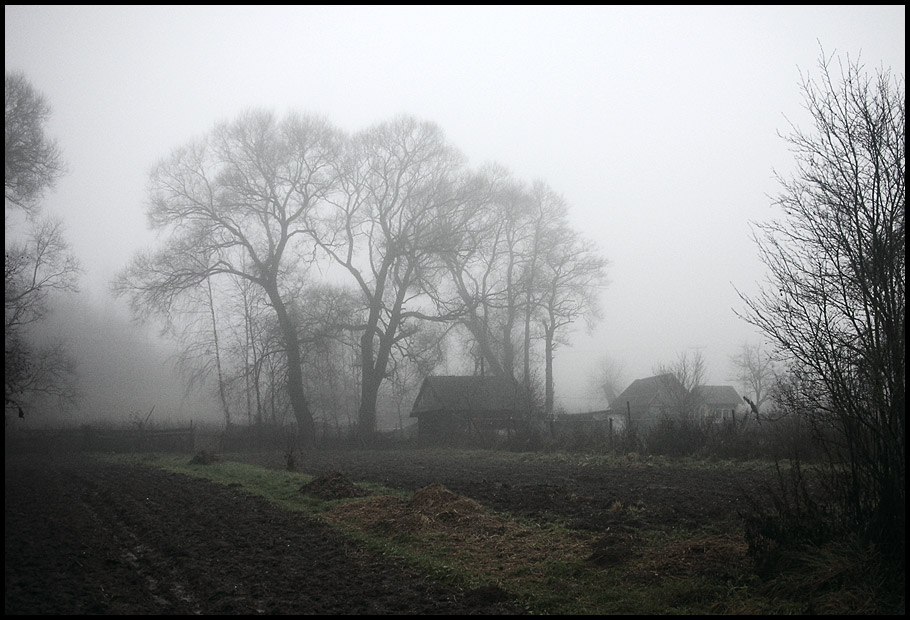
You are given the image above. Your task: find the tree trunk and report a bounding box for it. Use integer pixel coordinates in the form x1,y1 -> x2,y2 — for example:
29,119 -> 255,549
544,325 -> 555,417
502,323 -> 515,379
523,295 -> 532,392
357,271 -> 409,444
358,327 -> 378,443
205,278 -> 231,427
266,286 -> 315,447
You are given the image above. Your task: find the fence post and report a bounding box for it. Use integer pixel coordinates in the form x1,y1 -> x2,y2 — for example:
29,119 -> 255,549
609,417 -> 614,454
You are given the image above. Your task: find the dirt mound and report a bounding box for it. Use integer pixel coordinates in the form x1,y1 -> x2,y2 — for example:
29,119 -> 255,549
299,471 -> 372,500
324,483 -> 502,535
408,482 -> 485,525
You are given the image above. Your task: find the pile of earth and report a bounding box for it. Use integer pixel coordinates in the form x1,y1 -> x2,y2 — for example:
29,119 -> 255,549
325,482 -> 495,533
299,470 -> 372,499
408,482 -> 488,525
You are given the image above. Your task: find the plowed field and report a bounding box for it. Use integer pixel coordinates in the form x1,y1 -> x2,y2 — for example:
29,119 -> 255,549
5,449 -> 776,615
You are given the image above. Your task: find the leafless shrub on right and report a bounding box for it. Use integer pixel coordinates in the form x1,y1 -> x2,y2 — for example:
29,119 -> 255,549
737,49 -> 905,565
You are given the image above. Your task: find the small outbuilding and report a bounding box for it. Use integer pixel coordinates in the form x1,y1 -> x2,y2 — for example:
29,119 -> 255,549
410,375 -> 534,446
692,385 -> 745,423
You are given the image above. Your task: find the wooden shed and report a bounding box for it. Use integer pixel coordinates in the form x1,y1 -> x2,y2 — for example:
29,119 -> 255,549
410,375 -> 534,446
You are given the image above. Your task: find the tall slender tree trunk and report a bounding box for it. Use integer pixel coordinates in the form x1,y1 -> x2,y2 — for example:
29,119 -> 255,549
243,291 -> 254,425
205,278 -> 231,427
523,297 -> 532,392
357,266 -> 409,444
502,323 -> 515,379
544,324 -> 556,417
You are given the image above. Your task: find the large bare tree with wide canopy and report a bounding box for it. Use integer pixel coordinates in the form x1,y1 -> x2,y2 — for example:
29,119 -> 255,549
308,116 -> 477,441
114,109 -> 340,447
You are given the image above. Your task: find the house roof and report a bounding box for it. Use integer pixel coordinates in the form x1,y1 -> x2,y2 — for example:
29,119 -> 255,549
410,375 -> 531,417
613,374 -> 685,417
692,385 -> 743,408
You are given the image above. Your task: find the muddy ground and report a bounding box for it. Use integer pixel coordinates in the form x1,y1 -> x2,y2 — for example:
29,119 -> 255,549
5,448 -> 777,615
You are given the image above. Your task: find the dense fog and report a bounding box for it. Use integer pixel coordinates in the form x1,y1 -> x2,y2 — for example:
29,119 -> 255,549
5,6 -> 905,430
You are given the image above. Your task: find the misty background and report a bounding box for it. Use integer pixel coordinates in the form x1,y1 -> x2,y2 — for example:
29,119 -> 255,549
5,6 -> 905,428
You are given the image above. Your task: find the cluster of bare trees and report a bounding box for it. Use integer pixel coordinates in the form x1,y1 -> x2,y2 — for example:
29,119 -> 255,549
5,72 -> 80,414
113,111 -> 608,446
739,52 -> 904,553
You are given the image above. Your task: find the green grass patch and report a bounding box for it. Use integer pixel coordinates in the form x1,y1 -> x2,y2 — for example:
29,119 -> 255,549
99,452 -> 407,514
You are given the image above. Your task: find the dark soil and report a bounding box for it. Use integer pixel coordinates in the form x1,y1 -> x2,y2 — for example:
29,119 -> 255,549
4,452 -> 524,615
5,447 -> 778,615
249,449 -> 777,533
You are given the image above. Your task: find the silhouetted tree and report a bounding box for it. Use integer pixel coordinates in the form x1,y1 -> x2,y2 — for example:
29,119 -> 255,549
535,197 -> 608,415
729,341 -> 776,421
737,51 -> 905,551
5,71 -> 65,213
5,72 -> 79,411
587,354 -> 625,409
114,110 -> 340,447
653,350 -> 707,421
309,116 -> 471,442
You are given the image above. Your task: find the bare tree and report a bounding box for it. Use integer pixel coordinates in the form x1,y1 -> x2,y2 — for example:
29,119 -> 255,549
653,350 -> 707,421
737,51 -> 904,548
114,110 -> 340,447
588,354 -> 625,409
383,319 -> 447,435
5,72 -> 79,411
536,207 -> 608,416
5,71 -> 65,213
520,181 -> 564,390
169,273 -> 235,427
293,283 -> 363,436
5,218 -> 79,329
309,116 -> 470,442
729,341 -> 775,421
433,172 -> 552,383
432,173 -> 608,417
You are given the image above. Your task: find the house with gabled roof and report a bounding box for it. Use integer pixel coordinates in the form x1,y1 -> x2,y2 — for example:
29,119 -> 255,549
692,385 -> 745,423
612,373 -> 687,430
410,375 -> 534,446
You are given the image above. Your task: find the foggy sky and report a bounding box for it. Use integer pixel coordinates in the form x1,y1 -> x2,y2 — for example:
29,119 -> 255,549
5,6 -> 906,418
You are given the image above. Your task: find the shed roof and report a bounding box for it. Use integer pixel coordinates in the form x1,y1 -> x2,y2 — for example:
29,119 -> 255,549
410,375 -> 531,417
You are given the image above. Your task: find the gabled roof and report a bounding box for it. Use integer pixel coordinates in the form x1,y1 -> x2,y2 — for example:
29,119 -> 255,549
410,375 -> 531,417
613,374 -> 684,416
692,385 -> 743,408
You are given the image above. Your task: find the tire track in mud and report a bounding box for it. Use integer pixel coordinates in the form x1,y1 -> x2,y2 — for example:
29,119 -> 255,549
71,466 -> 204,614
